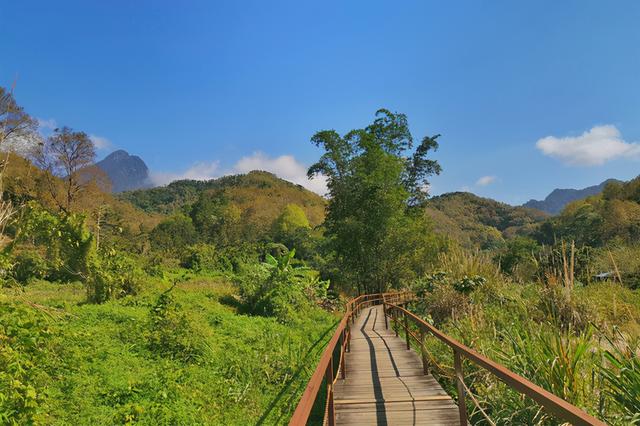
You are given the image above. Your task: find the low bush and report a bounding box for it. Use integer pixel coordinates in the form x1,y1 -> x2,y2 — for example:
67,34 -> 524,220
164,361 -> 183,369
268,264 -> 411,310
11,250 -> 48,284
86,250 -> 144,303
181,243 -> 233,273
237,249 -> 328,323
147,288 -> 204,363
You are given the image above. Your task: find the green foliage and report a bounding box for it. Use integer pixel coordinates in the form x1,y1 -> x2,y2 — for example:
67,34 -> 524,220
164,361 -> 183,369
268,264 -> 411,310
452,275 -> 486,294
539,177 -> 640,247
601,332 -> 640,423
273,203 -> 310,236
238,249 -> 328,323
412,271 -> 446,296
10,250 -> 47,284
86,250 -> 144,303
147,287 -> 204,363
0,279 -> 336,425
495,236 -> 540,280
189,191 -> 242,245
17,201 -> 94,282
180,243 -> 233,273
0,303 -> 50,425
309,109 -> 442,293
149,214 -> 197,254
424,192 -> 547,250
499,326 -> 595,407
119,171 -> 326,241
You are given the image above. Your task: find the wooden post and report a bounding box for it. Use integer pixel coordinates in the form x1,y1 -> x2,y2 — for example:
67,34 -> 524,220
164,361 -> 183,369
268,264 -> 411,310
326,356 -> 335,426
384,303 -> 389,329
454,350 -> 468,425
394,310 -> 399,337
340,330 -> 346,379
420,329 -> 428,375
404,311 -> 410,350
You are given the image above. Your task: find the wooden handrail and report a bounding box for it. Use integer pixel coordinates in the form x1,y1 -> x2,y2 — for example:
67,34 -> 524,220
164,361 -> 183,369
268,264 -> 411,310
385,302 -> 606,426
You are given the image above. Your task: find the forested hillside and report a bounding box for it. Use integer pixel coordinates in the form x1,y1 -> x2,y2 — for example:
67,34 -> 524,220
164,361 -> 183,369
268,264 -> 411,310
121,172 -> 325,219
424,192 -> 547,249
540,177 -> 640,246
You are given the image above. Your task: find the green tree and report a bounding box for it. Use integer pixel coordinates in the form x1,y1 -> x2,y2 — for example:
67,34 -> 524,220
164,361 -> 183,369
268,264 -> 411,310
16,201 -> 93,282
273,204 -> 310,236
496,236 -> 540,279
149,214 -> 197,254
189,191 -> 241,245
308,109 -> 442,293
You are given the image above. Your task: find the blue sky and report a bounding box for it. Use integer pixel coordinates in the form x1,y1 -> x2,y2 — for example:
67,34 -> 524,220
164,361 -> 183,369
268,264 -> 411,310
1,0 -> 639,204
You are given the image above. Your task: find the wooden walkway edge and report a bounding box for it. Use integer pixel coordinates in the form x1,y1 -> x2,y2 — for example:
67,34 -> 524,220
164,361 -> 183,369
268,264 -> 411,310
333,305 -> 461,425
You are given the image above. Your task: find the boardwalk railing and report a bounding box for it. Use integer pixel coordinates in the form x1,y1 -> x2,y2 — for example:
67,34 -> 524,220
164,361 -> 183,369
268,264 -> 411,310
290,291 -> 604,426
384,300 -> 606,426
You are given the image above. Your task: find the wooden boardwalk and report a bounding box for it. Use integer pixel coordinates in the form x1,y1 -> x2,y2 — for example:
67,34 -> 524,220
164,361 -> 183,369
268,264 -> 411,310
333,305 -> 461,425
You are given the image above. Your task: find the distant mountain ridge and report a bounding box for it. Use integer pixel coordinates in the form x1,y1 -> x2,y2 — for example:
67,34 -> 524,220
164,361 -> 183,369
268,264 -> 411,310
96,150 -> 151,193
523,179 -> 622,215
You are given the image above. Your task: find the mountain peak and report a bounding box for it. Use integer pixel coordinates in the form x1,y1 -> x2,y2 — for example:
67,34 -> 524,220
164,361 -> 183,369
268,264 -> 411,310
96,150 -> 151,193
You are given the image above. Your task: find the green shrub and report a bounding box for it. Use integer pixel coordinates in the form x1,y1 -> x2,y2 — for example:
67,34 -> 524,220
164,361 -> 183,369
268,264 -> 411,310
180,243 -> 232,273
0,251 -> 13,284
413,271 -> 447,296
453,275 -> 486,294
237,249 -> 326,323
147,288 -> 204,363
17,201 -> 93,282
149,214 -> 197,254
11,250 -> 48,284
86,250 -> 144,303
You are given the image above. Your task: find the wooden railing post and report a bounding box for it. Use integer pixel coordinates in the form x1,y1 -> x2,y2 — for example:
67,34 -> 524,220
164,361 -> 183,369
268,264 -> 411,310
404,311 -> 410,350
394,310 -> 399,337
340,329 -> 346,379
420,328 -> 428,375
326,356 -> 335,426
384,303 -> 389,329
454,350 -> 468,425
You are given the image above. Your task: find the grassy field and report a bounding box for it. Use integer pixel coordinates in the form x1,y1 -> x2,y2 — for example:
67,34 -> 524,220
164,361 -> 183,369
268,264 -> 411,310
0,277 -> 337,425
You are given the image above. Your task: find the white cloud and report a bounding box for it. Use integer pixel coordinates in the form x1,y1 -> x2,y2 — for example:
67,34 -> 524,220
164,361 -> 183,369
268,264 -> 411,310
149,152 -> 328,195
476,175 -> 496,186
536,125 -> 640,166
89,134 -> 113,151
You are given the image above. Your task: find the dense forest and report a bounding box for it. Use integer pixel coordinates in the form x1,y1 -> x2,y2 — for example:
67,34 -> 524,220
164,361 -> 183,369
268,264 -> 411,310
1,86 -> 639,425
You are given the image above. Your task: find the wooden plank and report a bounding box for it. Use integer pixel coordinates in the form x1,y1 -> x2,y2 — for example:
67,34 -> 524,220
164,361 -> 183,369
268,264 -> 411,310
336,400 -> 457,413
335,395 -> 452,405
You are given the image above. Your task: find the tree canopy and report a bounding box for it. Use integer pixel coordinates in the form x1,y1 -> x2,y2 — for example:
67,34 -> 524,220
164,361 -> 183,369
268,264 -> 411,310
308,109 -> 442,293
